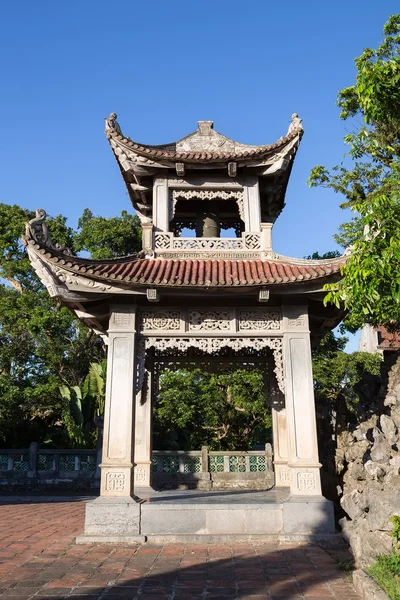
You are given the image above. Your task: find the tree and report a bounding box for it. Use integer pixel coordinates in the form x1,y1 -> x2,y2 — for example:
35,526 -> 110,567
308,15 -> 400,331
154,367 -> 272,451
0,203 -> 141,447
73,209 -> 142,259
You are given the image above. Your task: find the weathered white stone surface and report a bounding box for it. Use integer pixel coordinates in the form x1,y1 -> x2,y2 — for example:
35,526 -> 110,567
353,569 -> 390,600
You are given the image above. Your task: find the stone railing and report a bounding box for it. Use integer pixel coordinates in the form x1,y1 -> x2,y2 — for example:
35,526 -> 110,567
0,444 -> 274,491
152,444 -> 274,490
0,443 -> 99,488
154,232 -> 261,253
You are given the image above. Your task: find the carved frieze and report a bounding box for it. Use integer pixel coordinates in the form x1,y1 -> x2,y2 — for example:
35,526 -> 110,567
188,310 -> 232,332
140,311 -> 181,332
136,337 -> 285,395
153,232 -> 261,254
239,310 -> 281,331
172,189 -> 243,202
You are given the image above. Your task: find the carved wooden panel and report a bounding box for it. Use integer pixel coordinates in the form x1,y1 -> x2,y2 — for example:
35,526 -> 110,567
238,310 -> 281,331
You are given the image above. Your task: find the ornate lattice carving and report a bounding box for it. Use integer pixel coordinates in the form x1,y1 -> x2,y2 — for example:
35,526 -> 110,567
297,472 -> 316,491
106,472 -> 125,492
136,337 -> 284,394
154,233 -> 172,250
188,310 -> 231,331
173,237 -> 244,250
239,310 -> 281,331
140,311 -> 181,331
172,189 -> 243,202
243,233 -> 261,250
170,189 -> 245,225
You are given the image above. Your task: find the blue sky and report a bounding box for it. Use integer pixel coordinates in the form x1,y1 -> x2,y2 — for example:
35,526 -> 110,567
1,1 -> 398,349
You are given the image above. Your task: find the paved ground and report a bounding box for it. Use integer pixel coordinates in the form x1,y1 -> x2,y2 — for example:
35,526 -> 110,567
0,500 -> 361,600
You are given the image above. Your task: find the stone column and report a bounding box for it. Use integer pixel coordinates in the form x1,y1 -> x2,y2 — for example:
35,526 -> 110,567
76,304 -> 144,543
134,361 -> 153,491
153,177 -> 169,232
282,305 -> 322,496
243,175 -> 261,232
271,388 -> 290,487
99,305 -> 137,498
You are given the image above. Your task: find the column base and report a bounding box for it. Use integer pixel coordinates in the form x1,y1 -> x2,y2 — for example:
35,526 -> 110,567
288,465 -> 322,496
134,461 -> 152,488
274,462 -> 291,487
283,496 -> 335,534
76,496 -> 145,544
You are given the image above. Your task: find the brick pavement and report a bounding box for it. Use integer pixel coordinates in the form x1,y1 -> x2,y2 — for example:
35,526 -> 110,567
0,500 -> 361,599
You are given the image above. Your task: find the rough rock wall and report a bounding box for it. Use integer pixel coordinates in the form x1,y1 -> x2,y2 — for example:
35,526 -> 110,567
338,353 -> 400,567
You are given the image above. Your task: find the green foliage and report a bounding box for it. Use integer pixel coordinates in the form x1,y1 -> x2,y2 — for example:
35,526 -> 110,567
0,201 -> 141,448
58,362 -> 106,448
367,553 -> 400,600
308,15 -> 400,330
154,367 -> 271,450
73,209 -> 142,259
305,251 -> 341,260
390,515 -> 400,547
312,332 -> 382,411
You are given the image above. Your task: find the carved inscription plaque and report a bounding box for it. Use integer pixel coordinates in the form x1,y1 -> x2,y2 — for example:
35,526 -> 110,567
106,472 -> 125,492
297,472 -> 316,491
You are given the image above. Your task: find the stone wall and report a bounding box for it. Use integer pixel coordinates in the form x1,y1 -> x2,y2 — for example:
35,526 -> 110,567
337,353 -> 400,567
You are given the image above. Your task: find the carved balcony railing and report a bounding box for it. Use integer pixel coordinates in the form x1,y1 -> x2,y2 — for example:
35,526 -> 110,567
154,232 -> 261,253
152,445 -> 274,489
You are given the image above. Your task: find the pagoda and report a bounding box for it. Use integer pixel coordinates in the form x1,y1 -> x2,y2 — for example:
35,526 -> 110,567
24,114 -> 345,542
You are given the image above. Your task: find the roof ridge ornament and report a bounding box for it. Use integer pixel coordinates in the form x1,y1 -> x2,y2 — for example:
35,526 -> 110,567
105,112 -> 121,134
24,209 -> 73,256
198,120 -> 214,135
287,113 -> 303,135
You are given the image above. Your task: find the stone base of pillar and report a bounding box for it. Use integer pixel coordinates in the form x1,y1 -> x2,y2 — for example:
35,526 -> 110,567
288,465 -> 322,496
283,496 -> 335,534
273,462 -> 291,487
133,462 -> 152,489
76,496 -> 145,544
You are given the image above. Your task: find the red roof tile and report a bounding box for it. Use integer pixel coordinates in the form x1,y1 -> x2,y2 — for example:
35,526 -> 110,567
27,240 -> 344,288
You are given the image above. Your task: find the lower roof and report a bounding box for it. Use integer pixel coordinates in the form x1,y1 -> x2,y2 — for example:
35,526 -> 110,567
24,238 -> 344,289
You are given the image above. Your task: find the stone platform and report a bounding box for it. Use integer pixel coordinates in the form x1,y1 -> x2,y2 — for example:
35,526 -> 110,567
77,488 -> 337,544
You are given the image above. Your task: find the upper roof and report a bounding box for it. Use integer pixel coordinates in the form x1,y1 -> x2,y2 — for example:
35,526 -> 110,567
105,113 -> 303,165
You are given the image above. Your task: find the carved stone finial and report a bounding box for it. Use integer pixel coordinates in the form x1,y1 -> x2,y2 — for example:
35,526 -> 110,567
287,113 -> 303,134
105,112 -> 122,134
24,208 -> 73,256
198,121 -> 214,136
26,208 -> 50,246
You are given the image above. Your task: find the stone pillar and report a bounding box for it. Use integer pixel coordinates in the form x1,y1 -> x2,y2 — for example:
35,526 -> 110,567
134,363 -> 153,491
260,222 -> 273,252
76,304 -> 144,544
271,389 -> 290,487
141,221 -> 153,253
243,175 -> 261,232
153,177 -> 169,232
282,305 -> 322,496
